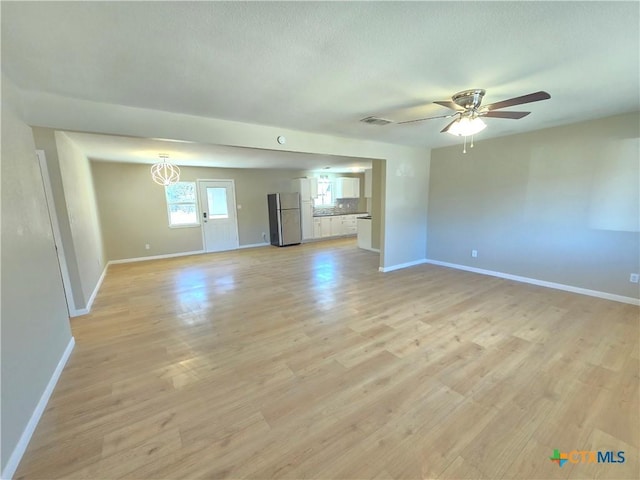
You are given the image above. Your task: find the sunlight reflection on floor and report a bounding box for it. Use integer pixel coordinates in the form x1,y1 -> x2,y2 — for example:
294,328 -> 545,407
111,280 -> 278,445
311,252 -> 339,309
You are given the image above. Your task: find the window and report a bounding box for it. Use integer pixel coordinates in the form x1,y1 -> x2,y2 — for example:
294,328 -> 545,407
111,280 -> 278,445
314,175 -> 333,207
165,182 -> 199,227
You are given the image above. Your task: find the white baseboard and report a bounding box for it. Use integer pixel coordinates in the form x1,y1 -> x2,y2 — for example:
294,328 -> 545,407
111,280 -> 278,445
379,258 -> 427,273
1,336 -> 75,480
72,306 -> 89,316
238,242 -> 270,249
424,259 -> 640,306
359,247 -> 380,253
67,305 -> 86,318
71,263 -> 108,317
80,264 -> 108,316
108,250 -> 205,265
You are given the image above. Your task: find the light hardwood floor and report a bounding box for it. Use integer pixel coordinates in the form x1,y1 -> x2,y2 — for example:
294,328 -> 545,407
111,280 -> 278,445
15,238 -> 639,479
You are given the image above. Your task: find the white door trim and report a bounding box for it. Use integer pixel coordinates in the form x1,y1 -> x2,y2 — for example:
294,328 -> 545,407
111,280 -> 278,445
36,150 -> 80,317
196,179 -> 240,252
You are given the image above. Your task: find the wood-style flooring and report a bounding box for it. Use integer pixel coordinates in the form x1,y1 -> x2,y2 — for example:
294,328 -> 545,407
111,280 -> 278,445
15,238 -> 640,479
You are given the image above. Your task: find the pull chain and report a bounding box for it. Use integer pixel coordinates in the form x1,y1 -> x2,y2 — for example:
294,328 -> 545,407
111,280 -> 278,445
463,136 -> 467,154
470,135 -> 475,149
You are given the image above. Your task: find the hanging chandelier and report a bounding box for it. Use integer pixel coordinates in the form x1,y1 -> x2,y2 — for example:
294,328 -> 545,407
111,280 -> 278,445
151,154 -> 180,186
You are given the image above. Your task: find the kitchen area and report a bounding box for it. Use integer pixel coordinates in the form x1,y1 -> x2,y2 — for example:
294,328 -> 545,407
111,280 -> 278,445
291,169 -> 378,252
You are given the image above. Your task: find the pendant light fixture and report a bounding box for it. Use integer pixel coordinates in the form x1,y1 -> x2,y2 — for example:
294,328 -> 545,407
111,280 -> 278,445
446,116 -> 487,154
446,116 -> 487,137
151,153 -> 180,186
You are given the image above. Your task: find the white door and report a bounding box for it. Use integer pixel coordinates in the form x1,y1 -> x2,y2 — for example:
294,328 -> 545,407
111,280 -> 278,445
197,180 -> 239,252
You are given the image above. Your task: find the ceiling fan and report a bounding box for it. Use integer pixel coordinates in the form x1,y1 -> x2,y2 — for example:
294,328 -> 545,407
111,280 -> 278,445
364,89 -> 551,153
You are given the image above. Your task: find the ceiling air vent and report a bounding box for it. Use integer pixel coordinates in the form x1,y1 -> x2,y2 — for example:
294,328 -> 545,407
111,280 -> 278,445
360,116 -> 392,126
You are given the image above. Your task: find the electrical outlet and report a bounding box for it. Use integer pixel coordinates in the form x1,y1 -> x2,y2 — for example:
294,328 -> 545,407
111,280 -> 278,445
630,273 -> 639,283
471,249 -> 478,258
145,244 -> 150,250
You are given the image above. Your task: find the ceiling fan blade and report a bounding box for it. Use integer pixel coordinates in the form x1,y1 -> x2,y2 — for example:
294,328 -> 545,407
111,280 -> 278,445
397,113 -> 458,125
440,118 -> 459,133
483,111 -> 531,119
434,100 -> 465,111
483,91 -> 551,111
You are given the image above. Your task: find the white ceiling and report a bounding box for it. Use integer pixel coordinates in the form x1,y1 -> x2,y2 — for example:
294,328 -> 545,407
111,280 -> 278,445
2,1 -> 639,166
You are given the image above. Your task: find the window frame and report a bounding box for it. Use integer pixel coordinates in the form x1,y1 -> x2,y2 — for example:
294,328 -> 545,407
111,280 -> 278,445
314,175 -> 334,208
164,181 -> 200,228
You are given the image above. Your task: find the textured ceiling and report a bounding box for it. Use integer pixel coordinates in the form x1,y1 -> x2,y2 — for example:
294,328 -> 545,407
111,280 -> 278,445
2,1 -> 639,158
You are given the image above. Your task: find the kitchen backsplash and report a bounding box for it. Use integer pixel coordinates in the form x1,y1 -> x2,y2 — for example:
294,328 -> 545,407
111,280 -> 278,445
314,198 -> 363,216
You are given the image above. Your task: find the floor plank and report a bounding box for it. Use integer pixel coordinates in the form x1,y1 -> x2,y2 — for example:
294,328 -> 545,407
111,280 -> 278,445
14,238 -> 639,479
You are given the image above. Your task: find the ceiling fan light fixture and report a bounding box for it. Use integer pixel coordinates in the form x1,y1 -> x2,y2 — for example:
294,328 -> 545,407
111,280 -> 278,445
151,154 -> 181,186
446,117 -> 487,137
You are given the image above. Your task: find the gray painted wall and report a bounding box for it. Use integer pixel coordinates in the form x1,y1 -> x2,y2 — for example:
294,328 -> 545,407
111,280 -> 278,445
31,127 -> 86,310
371,159 -> 384,250
91,161 -> 366,261
54,132 -> 106,305
428,112 -> 640,299
1,77 -> 72,472
19,89 -> 430,270
383,151 -> 430,268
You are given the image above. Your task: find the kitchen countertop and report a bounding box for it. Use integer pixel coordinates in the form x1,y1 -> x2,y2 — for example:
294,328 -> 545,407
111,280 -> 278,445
313,212 -> 369,217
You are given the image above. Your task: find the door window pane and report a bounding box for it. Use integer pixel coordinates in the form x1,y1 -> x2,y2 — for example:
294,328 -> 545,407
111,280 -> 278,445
207,187 -> 229,218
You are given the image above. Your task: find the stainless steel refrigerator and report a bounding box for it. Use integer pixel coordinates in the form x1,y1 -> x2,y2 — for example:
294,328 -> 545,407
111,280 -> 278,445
267,193 -> 302,246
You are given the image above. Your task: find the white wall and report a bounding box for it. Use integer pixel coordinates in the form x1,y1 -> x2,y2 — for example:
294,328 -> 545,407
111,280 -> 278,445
18,89 -> 431,271
1,75 -> 73,476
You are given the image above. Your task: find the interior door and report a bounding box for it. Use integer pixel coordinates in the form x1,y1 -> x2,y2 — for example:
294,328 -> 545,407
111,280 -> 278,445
197,180 -> 239,252
36,150 -> 76,316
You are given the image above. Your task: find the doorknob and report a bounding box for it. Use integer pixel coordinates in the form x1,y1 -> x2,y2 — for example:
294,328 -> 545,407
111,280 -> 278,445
203,212 -> 208,223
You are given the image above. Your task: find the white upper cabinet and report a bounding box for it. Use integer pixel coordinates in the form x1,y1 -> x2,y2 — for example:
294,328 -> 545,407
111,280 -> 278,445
292,177 -> 319,202
364,169 -> 372,198
335,177 -> 360,198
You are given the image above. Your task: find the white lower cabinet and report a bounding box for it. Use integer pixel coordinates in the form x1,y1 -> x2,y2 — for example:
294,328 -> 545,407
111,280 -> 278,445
341,215 -> 358,235
320,217 -> 332,237
313,215 -> 359,239
313,218 -> 322,239
330,217 -> 342,236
